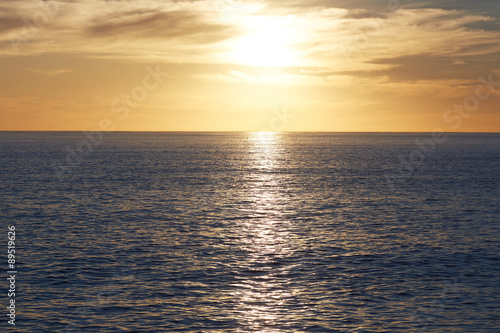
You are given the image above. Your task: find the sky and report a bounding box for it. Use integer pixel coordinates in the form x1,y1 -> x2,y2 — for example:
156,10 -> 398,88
0,0 -> 499,131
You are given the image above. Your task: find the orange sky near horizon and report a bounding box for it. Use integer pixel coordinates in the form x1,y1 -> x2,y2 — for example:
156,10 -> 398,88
0,0 -> 499,132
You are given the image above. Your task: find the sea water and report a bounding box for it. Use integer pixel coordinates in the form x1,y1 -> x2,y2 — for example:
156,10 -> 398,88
0,132 -> 499,332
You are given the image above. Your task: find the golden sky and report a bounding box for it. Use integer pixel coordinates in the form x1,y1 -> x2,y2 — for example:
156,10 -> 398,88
0,0 -> 499,131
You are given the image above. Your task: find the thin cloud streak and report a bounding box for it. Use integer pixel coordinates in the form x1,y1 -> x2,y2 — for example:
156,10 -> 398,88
86,10 -> 238,43
24,68 -> 74,78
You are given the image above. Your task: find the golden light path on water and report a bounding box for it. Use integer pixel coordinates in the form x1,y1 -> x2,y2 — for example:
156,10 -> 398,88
231,132 -> 304,332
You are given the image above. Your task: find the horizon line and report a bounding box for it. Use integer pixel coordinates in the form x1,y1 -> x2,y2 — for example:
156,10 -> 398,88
1,130 -> 499,134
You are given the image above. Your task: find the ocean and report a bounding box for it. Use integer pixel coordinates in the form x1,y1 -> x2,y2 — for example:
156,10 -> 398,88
1,132 -> 499,332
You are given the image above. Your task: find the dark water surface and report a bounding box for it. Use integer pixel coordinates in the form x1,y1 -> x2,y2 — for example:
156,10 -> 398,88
1,132 -> 499,332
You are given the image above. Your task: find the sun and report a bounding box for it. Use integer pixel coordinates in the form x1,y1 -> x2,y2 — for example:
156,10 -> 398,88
230,16 -> 299,67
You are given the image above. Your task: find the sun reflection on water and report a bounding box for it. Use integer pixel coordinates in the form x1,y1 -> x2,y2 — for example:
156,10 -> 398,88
249,132 -> 280,170
231,132 -> 302,332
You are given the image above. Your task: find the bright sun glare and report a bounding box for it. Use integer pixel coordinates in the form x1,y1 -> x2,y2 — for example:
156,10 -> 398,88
231,16 -> 298,67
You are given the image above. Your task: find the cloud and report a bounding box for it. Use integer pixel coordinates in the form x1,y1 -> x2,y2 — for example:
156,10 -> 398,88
0,1 -> 498,87
25,68 -> 74,78
86,10 -> 238,43
342,9 -> 388,19
337,54 -> 495,81
193,68 -> 329,86
0,11 -> 24,33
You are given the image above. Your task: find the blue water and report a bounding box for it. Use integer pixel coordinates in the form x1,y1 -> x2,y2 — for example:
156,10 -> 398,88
1,132 -> 499,332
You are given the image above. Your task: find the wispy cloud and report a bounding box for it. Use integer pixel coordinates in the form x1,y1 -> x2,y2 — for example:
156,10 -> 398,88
0,1 -> 498,70
86,10 -> 238,43
25,68 -> 74,78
